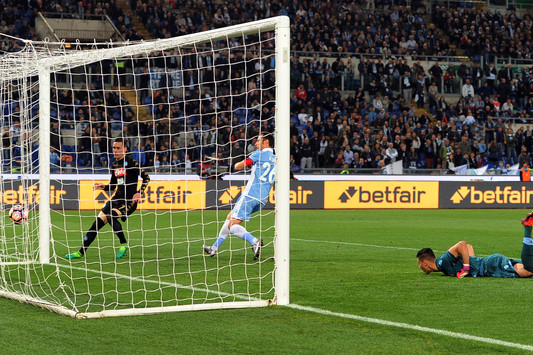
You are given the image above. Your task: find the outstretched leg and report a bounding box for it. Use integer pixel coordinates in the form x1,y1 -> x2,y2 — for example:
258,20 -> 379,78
203,198 -> 263,259
203,216 -> 231,257
521,212 -> 533,272
229,221 -> 262,260
229,222 -> 258,246
66,215 -> 107,259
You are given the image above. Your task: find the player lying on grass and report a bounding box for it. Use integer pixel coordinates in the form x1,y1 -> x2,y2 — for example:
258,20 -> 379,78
66,137 -> 150,260
203,132 -> 275,260
416,212 -> 533,278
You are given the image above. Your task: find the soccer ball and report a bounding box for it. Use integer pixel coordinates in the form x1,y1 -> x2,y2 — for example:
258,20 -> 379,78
9,205 -> 28,224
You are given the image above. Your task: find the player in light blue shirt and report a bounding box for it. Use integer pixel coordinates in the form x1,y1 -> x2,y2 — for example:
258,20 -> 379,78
203,133 -> 275,260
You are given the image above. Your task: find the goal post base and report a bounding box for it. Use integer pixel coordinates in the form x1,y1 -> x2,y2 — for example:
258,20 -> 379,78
76,300 -> 273,319
0,290 -> 78,318
0,290 -> 272,319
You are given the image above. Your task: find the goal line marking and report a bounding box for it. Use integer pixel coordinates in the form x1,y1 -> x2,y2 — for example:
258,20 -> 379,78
287,304 -> 533,352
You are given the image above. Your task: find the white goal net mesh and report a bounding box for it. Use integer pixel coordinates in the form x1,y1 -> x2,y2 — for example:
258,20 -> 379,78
0,17 -> 289,317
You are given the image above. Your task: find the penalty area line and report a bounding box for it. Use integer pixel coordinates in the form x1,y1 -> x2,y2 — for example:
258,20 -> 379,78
287,304 -> 533,352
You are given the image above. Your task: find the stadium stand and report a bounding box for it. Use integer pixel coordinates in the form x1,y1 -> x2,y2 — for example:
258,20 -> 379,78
0,0 -> 532,175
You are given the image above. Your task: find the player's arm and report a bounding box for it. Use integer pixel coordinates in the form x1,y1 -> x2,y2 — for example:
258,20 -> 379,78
234,158 -> 253,171
95,173 -> 116,193
132,167 -> 150,203
129,160 -> 150,203
448,241 -> 473,278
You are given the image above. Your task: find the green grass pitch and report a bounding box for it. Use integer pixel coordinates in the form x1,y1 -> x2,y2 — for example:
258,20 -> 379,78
2,209 -> 533,354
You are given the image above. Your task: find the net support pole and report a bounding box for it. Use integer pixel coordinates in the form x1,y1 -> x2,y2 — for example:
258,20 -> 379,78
274,16 -> 291,306
38,68 -> 51,264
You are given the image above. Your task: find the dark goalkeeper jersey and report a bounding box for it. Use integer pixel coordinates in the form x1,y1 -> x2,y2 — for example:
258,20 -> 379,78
436,251 -> 520,278
105,155 -> 150,201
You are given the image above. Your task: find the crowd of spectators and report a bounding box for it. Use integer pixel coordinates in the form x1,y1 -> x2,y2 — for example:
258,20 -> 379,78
0,0 -> 144,49
1,0 -> 532,60
432,5 -> 533,62
288,50 -> 533,172
1,0 -> 533,176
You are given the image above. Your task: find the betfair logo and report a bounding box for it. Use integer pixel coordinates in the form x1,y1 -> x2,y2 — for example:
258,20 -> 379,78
450,186 -> 470,203
337,185 -> 426,203
80,180 -> 204,210
324,181 -> 438,209
450,186 -> 533,204
0,184 -> 66,205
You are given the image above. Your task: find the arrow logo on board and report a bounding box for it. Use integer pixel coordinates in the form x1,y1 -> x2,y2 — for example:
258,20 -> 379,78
346,186 -> 357,197
450,186 -> 470,204
338,186 -> 358,203
218,186 -> 243,204
95,190 -> 110,203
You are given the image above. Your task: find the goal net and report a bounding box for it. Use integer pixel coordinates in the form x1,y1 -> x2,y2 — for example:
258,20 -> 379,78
0,16 -> 290,318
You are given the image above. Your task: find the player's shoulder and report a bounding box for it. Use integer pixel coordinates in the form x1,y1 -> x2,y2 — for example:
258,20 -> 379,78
263,148 -> 275,160
126,155 -> 139,167
438,250 -> 458,263
258,148 -> 275,157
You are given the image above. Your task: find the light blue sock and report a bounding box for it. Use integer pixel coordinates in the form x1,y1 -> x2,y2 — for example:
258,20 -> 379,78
213,236 -> 226,249
230,224 -> 257,245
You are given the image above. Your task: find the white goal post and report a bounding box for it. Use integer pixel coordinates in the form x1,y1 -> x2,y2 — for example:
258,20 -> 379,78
0,16 -> 290,318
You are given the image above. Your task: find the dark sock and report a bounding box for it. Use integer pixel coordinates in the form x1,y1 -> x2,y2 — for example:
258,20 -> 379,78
521,244 -> 533,272
109,215 -> 127,244
522,226 -> 533,272
80,217 -> 106,254
524,225 -> 532,239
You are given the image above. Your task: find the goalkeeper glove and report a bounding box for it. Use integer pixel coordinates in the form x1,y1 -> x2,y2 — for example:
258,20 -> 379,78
456,264 -> 470,279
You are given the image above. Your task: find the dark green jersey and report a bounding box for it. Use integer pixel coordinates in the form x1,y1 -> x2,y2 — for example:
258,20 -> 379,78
435,251 -> 520,278
436,251 -> 483,277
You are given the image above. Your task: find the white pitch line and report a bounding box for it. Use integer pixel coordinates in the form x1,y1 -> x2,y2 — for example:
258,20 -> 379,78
287,304 -> 533,352
291,237 -> 422,251
290,238 -> 505,258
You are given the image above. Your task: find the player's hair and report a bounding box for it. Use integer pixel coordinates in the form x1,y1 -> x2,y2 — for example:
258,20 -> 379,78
261,132 -> 274,148
113,137 -> 128,148
416,248 -> 436,261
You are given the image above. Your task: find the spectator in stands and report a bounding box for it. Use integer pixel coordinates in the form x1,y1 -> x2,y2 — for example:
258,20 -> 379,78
133,143 -> 146,167
496,160 -> 509,175
521,161 -> 531,182
385,142 -> 398,163
322,139 -> 336,168
461,79 -> 474,99
518,147 -> 531,168
401,71 -> 413,104
487,141 -> 500,167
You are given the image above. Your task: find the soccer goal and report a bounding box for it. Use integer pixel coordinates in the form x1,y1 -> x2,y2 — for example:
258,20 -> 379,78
0,16 -> 290,318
